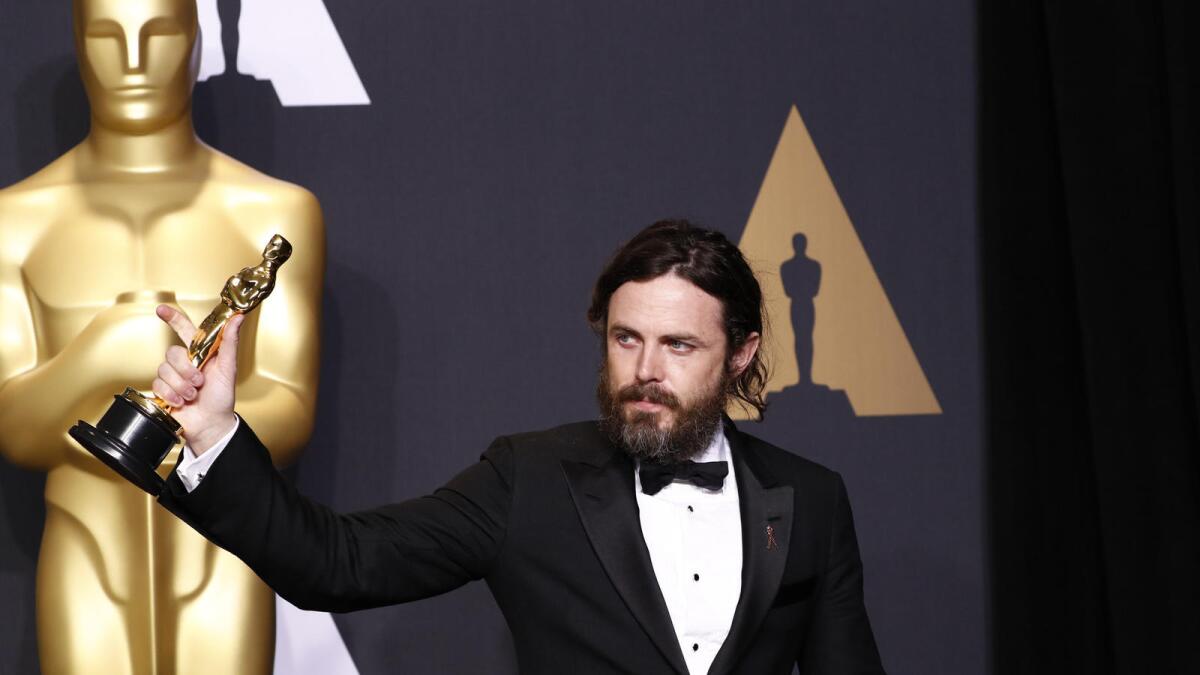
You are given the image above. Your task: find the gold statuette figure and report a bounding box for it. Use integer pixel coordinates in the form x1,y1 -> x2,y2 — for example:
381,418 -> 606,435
0,0 -> 324,672
71,235 -> 294,496
191,235 -> 294,368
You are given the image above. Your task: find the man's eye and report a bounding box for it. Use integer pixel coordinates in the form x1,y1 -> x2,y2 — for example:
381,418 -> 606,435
669,340 -> 692,351
615,334 -> 633,344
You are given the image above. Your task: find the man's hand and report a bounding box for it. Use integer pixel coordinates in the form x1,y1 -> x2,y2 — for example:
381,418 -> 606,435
153,305 -> 243,455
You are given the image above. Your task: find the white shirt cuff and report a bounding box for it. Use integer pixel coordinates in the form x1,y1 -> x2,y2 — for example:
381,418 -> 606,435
175,415 -> 241,493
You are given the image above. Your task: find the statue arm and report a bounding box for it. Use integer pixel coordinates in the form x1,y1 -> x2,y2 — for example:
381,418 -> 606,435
229,191 -> 324,468
0,363 -> 75,471
0,242 -> 50,468
0,256 -> 175,469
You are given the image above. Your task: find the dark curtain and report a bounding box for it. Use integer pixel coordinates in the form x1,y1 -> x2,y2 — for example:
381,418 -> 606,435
981,1 -> 1200,674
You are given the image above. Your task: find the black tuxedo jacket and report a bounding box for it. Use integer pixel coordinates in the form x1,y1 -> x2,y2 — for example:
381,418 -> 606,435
159,419 -> 884,674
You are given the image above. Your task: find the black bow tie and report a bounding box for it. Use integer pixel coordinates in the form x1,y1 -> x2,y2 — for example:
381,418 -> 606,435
639,460 -> 729,496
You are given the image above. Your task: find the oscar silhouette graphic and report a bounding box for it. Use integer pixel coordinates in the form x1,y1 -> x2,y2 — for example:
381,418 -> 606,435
760,232 -> 854,433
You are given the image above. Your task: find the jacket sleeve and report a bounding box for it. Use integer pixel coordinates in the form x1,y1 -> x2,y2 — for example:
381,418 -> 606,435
798,473 -> 886,674
157,421 -> 514,613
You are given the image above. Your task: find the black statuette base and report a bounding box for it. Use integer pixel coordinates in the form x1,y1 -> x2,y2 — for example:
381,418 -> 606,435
69,394 -> 181,496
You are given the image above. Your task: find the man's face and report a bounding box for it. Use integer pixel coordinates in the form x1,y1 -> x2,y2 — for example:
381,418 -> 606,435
74,0 -> 199,132
597,273 -> 757,463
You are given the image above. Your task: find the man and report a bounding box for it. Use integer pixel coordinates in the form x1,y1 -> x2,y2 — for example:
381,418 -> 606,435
152,220 -> 885,674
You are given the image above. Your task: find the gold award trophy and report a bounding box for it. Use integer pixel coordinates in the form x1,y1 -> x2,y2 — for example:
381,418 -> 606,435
0,0 -> 320,669
70,235 -> 293,495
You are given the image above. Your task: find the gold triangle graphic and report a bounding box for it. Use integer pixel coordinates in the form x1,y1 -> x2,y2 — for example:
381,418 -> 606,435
736,106 -> 941,417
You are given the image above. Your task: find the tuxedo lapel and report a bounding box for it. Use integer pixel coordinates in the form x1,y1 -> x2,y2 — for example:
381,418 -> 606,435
707,423 -> 794,675
562,451 -> 689,675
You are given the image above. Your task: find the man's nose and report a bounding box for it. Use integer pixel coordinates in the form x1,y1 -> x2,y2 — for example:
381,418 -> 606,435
636,347 -> 664,383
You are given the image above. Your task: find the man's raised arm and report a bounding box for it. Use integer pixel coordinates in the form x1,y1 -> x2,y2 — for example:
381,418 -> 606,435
151,305 -> 514,612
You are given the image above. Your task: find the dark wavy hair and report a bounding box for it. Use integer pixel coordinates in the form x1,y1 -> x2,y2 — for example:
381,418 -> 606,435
587,219 -> 769,419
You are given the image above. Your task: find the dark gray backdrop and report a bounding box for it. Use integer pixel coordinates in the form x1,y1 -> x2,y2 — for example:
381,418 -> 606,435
0,2 -> 982,673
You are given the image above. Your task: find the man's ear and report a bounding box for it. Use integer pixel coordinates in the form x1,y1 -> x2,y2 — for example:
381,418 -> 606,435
728,332 -> 761,377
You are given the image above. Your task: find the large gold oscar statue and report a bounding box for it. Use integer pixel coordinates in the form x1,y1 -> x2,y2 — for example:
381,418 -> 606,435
0,0 -> 324,672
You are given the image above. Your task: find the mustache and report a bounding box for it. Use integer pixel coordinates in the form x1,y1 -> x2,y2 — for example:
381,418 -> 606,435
616,382 -> 680,409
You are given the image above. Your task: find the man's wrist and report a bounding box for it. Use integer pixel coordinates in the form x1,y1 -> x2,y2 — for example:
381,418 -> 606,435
187,414 -> 238,456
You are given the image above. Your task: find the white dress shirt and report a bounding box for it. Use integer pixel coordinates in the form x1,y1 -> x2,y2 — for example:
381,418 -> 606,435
175,416 -> 241,492
178,421 -> 744,675
635,431 -> 743,675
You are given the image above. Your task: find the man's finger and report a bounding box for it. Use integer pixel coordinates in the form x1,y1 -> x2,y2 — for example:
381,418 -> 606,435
157,304 -> 197,344
166,345 -> 203,387
157,362 -> 197,401
152,377 -> 186,409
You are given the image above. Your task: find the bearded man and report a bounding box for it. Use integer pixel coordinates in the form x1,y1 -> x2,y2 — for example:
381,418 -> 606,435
152,220 -> 885,674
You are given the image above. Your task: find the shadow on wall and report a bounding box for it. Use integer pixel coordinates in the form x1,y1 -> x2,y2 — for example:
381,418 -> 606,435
193,0 -> 280,174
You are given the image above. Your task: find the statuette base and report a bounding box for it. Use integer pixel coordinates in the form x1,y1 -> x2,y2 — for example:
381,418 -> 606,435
70,390 -> 182,496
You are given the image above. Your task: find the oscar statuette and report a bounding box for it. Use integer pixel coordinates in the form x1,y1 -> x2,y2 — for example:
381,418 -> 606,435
69,234 -> 293,496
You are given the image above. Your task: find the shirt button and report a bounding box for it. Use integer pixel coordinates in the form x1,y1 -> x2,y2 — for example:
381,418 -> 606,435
693,573 -> 700,581
687,505 -> 694,512
692,643 -> 699,652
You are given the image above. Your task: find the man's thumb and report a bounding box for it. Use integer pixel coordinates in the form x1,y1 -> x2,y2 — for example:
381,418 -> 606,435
216,314 -> 245,372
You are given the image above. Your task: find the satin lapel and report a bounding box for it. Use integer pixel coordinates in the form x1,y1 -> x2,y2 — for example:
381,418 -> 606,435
707,425 -> 794,675
562,453 -> 689,675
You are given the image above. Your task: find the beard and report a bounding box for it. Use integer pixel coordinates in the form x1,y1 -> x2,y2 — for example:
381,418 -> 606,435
596,361 -> 728,465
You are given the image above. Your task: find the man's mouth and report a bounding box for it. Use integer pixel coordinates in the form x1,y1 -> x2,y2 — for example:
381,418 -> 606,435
628,399 -> 666,412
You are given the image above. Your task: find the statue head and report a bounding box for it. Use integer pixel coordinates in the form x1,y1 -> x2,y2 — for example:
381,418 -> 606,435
262,235 -> 293,267
73,0 -> 201,133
